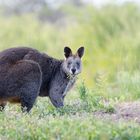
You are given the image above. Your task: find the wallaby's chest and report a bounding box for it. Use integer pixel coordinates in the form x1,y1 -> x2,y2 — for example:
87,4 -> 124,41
63,78 -> 76,96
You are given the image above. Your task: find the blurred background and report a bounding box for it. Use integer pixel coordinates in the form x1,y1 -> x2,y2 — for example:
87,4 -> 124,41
0,0 -> 139,89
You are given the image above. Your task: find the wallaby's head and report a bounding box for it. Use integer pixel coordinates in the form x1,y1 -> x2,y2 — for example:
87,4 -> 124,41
63,46 -> 84,76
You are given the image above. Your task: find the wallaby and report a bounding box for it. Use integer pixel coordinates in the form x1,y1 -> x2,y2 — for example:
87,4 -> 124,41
0,46 -> 84,112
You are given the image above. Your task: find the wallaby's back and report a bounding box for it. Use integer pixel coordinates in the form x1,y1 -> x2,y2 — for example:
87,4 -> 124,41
0,47 -> 38,64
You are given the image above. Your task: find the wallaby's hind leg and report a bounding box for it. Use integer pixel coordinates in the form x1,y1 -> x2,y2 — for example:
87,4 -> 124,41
10,60 -> 42,113
20,82 -> 41,112
20,67 -> 42,112
0,101 -> 7,111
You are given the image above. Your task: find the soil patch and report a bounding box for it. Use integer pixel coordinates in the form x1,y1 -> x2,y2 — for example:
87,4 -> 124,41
93,101 -> 140,123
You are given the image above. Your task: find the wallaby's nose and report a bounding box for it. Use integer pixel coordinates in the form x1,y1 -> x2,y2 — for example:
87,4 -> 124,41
71,69 -> 76,74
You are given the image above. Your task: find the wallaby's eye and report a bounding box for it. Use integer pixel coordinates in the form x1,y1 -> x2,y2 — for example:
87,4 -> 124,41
67,61 -> 72,68
76,62 -> 80,66
68,62 -> 72,65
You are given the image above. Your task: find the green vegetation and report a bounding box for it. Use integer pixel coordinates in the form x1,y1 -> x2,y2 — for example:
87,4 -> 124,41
0,2 -> 140,140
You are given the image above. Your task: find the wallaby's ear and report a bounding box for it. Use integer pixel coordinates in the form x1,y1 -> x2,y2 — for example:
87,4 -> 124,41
64,46 -> 72,58
77,47 -> 84,58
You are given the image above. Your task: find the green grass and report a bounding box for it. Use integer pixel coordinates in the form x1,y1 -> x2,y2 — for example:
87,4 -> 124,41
1,112 -> 140,140
0,83 -> 140,140
0,3 -> 140,140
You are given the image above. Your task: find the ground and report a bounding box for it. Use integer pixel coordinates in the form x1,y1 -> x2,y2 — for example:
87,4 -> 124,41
0,95 -> 140,140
